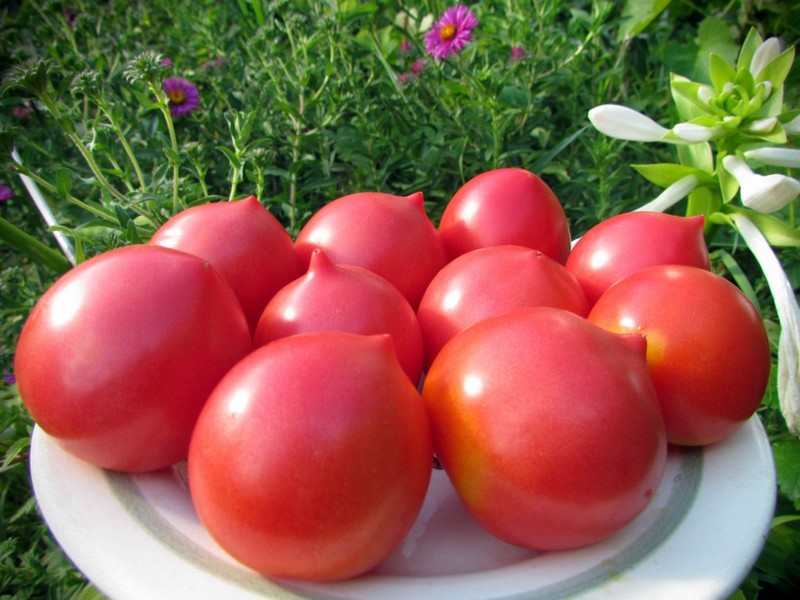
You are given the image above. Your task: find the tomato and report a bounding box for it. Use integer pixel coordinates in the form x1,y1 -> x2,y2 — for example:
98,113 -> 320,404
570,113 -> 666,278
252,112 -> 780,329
188,332 -> 433,581
149,196 -> 302,334
588,265 -> 771,446
254,249 -> 424,384
437,168 -> 571,264
294,191 -> 447,309
416,245 -> 588,367
14,245 -> 251,472
422,307 -> 666,551
566,212 -> 710,307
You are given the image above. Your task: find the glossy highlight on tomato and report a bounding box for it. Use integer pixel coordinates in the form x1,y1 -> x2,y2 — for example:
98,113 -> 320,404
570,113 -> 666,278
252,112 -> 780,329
14,245 -> 252,472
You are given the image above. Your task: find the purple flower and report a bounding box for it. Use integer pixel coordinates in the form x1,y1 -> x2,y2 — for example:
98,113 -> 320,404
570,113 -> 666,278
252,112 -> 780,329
510,46 -> 526,61
424,5 -> 478,60
12,105 -> 33,119
3,373 -> 15,386
163,77 -> 199,117
160,57 -> 173,67
0,185 -> 13,202
399,39 -> 413,54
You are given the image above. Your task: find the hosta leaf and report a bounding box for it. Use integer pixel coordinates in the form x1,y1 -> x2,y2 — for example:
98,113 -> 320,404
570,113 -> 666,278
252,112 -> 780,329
631,163 -> 712,188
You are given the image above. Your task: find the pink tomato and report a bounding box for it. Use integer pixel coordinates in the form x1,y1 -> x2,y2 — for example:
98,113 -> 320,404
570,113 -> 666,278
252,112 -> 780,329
422,307 -> 667,551
588,265 -> 771,446
15,245 -> 251,472
438,168 -> 572,263
189,332 -> 433,581
294,191 -> 448,309
417,245 -> 588,367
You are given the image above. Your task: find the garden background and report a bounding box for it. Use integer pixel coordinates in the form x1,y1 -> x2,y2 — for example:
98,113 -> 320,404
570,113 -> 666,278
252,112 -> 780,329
1,0 -> 799,598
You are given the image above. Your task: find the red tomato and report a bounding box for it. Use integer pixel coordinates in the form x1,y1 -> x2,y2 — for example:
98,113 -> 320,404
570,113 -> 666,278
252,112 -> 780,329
422,307 -> 666,551
149,196 -> 302,334
417,245 -> 588,367
566,212 -> 710,307
254,249 -> 424,384
438,168 -> 571,264
294,191 -> 448,309
588,265 -> 771,446
14,245 -> 251,472
188,332 -> 433,581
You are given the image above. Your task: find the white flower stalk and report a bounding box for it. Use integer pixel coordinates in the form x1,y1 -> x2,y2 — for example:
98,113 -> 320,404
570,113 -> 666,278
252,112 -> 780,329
672,122 -> 724,142
588,104 -> 671,142
750,37 -> 783,78
744,147 -> 800,169
730,213 -> 800,436
723,154 -> 800,213
783,114 -> 800,136
634,174 -> 699,213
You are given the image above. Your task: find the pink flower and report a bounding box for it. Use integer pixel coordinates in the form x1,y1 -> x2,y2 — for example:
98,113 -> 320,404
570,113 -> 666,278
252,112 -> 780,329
163,77 -> 199,117
160,57 -> 173,67
0,185 -> 13,202
424,5 -> 478,60
510,46 -> 526,61
399,39 -> 413,54
12,105 -> 33,119
411,59 -> 425,74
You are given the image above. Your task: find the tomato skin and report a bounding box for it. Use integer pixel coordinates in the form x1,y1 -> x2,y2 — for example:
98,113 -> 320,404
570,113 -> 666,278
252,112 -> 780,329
438,168 -> 571,264
14,245 -> 251,472
149,196 -> 302,334
588,265 -> 771,446
294,191 -> 447,309
254,249 -> 424,384
566,212 -> 710,307
422,307 -> 666,551
416,245 -> 588,367
189,332 -> 433,581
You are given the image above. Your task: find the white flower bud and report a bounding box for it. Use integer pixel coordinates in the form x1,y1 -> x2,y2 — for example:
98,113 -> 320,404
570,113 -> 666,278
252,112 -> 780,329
723,154 -> 800,213
588,104 -> 670,142
744,147 -> 800,169
750,37 -> 783,78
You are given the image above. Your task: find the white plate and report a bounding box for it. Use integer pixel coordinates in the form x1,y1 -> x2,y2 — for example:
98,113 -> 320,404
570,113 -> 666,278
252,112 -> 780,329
30,415 -> 775,600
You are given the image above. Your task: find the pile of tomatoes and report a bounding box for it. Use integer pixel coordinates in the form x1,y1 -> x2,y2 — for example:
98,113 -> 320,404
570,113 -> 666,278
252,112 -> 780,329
14,168 -> 771,582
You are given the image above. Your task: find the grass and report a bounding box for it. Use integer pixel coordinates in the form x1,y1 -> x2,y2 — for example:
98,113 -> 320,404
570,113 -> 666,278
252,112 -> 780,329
1,0 -> 799,597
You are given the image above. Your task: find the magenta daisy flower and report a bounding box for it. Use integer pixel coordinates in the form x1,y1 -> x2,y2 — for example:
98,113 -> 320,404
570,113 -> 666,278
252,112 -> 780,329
163,77 -> 199,117
424,5 -> 478,60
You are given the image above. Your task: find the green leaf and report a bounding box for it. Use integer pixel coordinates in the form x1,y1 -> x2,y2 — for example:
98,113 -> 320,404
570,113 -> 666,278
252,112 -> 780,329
632,163 -> 713,188
498,86 -> 528,108
737,28 -> 764,72
772,438 -> 800,509
670,78 -> 715,117
616,0 -> 670,41
677,139 -> 714,172
725,205 -> 800,247
670,74 -> 707,120
708,52 -> 736,92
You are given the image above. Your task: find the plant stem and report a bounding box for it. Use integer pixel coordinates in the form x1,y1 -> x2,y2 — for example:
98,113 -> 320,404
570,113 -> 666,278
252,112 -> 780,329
0,216 -> 72,274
